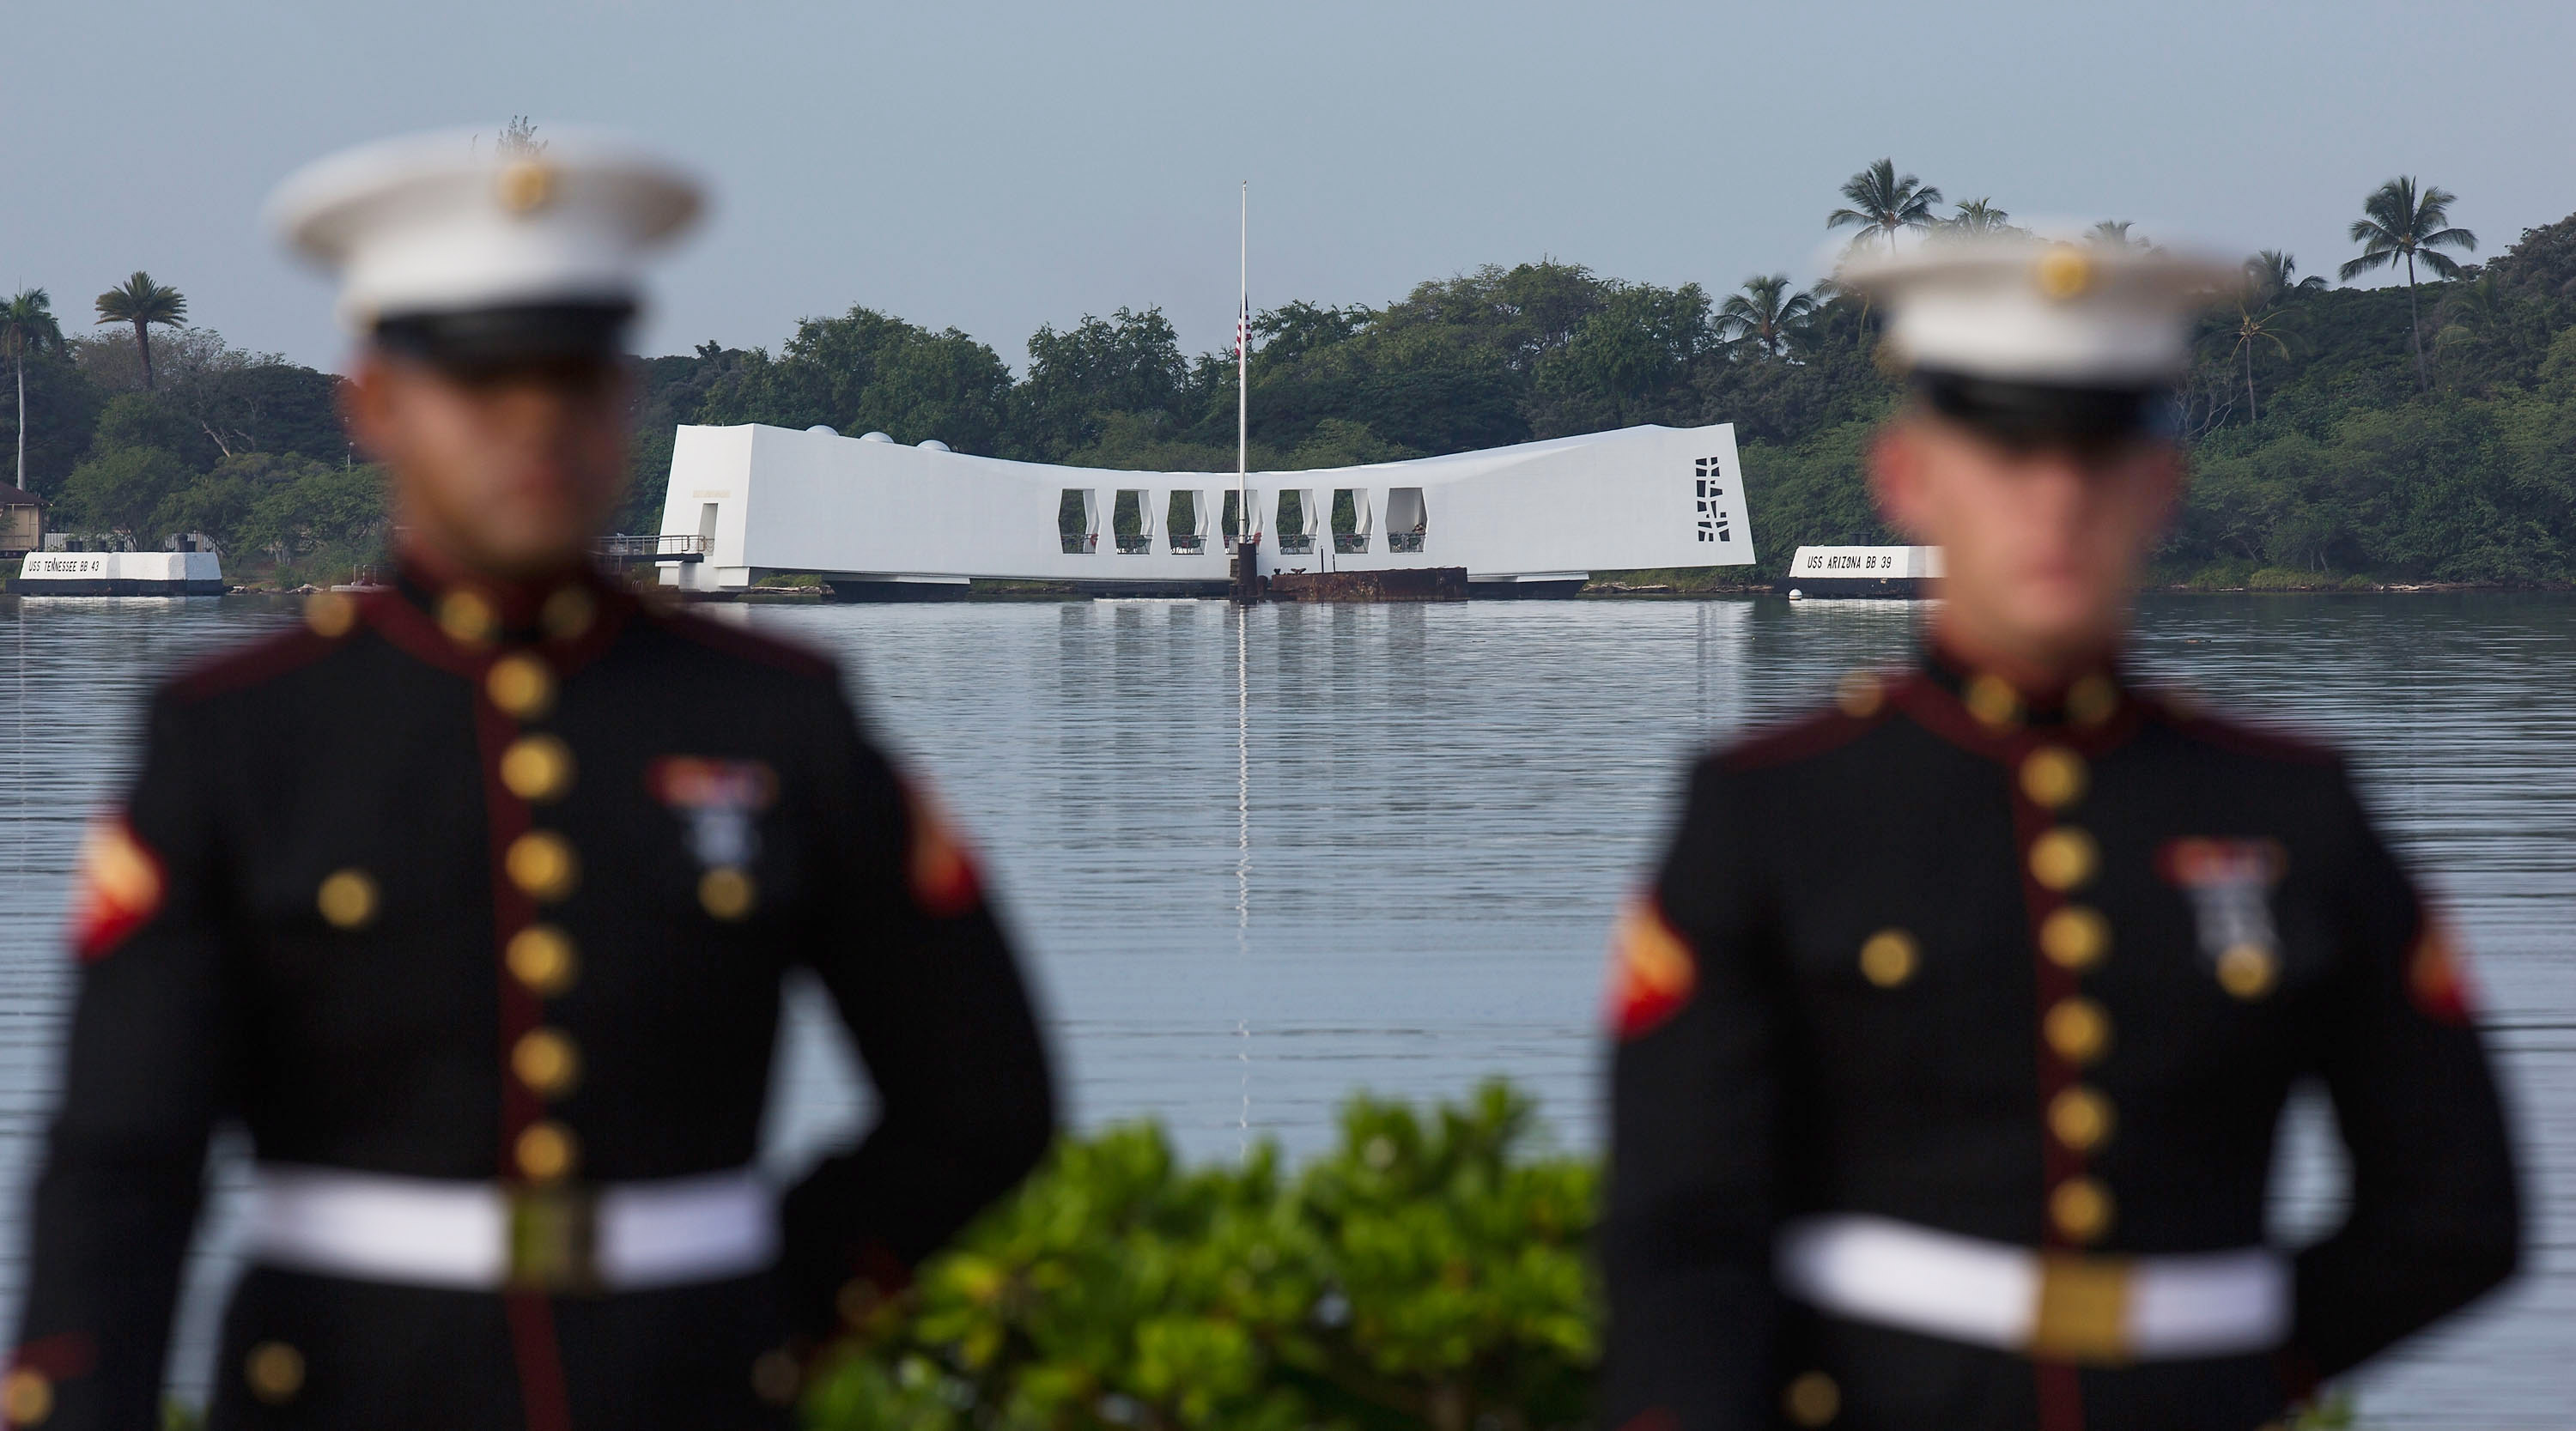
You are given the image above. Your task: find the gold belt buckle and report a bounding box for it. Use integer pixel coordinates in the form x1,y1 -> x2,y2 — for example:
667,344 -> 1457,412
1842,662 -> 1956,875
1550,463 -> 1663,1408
2028,1250 -> 2133,1363
507,1184 -> 600,1294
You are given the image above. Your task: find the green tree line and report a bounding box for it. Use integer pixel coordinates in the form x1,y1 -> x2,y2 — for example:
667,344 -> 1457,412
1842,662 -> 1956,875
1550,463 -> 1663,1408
0,286 -> 381,583
15,168 -> 2576,585
638,170 -> 2576,585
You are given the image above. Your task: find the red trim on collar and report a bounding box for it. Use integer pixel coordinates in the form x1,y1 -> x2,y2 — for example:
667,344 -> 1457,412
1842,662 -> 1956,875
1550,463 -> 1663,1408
392,546 -> 580,628
1889,664 -> 2150,763
549,578 -> 635,675
359,586 -> 484,677
357,573 -> 635,680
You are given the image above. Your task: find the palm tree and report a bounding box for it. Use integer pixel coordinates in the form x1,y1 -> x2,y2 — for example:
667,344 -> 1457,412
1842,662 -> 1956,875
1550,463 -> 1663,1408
1946,197 -> 2014,235
2223,300 -> 2292,426
1826,159 -> 1944,255
2432,270 -> 2530,374
497,115 -> 546,157
2,289 -> 66,491
94,271 -> 188,391
1717,275 -> 1818,359
2338,178 -> 2476,389
2245,251 -> 2327,306
2088,220 -> 2148,250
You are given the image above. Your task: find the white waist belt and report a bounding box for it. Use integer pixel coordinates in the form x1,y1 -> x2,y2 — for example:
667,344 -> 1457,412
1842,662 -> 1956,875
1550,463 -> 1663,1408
1777,1215 -> 2288,1361
245,1164 -> 777,1293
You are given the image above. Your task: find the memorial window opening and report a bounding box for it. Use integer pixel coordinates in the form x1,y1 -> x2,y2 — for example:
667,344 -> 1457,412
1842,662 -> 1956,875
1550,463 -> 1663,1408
1060,489 -> 1098,554
1168,491 -> 1209,555
1332,489 -> 1372,555
1386,488 -> 1426,553
1113,490 -> 1151,554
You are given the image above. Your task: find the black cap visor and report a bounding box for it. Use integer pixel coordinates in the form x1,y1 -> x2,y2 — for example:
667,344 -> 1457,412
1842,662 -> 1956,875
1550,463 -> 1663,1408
1911,369 -> 2176,451
373,301 -> 635,380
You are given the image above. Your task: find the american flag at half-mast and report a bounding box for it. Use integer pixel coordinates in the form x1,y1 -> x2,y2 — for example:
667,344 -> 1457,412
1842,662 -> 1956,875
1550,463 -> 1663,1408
1236,292 -> 1251,357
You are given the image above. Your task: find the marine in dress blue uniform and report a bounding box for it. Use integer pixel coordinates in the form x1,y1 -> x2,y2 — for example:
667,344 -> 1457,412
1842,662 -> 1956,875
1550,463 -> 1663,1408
4,130 -> 1054,1431
1600,240 -> 2518,1431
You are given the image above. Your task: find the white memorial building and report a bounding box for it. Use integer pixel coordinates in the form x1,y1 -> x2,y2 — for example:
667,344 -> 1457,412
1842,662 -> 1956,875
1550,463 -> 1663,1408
651,421 -> 1755,597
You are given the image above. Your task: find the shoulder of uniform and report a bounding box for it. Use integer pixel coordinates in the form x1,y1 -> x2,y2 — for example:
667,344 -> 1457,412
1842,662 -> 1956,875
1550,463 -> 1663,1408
638,598 -> 838,682
1715,710 -> 1856,773
160,622 -> 346,706
2141,687 -> 2342,767
1709,666 -> 1899,773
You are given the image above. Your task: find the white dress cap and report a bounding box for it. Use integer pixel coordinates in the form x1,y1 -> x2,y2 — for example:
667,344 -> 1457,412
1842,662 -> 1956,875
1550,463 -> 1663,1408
1843,238 -> 2239,387
266,126 -> 705,332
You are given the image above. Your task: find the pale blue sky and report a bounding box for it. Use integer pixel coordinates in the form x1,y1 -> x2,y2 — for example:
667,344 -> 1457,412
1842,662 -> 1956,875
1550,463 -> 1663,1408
6,0 -> 2569,372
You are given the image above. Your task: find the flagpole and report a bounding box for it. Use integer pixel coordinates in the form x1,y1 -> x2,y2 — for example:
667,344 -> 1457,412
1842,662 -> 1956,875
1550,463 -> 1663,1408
1237,180 -> 1248,543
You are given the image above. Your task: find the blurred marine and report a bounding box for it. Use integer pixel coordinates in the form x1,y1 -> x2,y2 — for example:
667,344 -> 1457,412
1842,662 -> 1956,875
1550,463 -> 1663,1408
5,129 -> 1054,1429
1601,239 -> 2518,1431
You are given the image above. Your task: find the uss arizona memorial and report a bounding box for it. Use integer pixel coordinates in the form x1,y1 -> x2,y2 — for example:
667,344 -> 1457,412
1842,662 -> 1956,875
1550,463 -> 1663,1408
651,421 -> 1757,597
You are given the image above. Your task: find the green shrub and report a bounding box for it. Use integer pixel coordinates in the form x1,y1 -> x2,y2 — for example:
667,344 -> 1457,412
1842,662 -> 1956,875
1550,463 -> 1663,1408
2246,567 -> 2324,591
805,1082 -> 1598,1431
2291,1392 -> 2363,1428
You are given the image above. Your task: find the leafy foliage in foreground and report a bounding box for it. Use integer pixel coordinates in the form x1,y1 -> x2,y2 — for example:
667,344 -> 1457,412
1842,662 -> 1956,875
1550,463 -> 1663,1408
805,1082 -> 1596,1431
799,1086 -> 2386,1431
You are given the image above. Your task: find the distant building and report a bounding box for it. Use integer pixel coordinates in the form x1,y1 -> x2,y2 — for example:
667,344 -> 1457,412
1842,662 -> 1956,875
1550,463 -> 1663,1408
653,421 -> 1758,598
0,487 -> 43,559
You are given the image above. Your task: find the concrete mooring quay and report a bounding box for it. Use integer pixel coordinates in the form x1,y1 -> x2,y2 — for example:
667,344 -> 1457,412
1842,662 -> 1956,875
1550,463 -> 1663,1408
1261,567 -> 1470,603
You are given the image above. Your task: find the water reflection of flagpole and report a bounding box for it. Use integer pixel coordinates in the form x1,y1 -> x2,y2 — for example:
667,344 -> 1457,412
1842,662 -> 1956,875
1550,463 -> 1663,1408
1697,603 -> 1708,733
12,606 -> 21,891
1234,605 -> 1252,1160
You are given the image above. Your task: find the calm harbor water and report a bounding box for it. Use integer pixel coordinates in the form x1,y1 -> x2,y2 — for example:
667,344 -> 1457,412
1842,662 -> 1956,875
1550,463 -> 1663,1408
0,592 -> 2567,1425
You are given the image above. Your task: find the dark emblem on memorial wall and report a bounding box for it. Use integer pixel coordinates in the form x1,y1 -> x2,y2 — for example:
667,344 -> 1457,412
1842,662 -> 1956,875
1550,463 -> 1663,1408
1694,456 -> 1731,543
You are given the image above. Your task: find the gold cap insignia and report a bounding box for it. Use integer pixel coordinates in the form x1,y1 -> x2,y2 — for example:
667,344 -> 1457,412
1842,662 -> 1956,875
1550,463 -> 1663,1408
2036,245 -> 2093,301
496,160 -> 556,215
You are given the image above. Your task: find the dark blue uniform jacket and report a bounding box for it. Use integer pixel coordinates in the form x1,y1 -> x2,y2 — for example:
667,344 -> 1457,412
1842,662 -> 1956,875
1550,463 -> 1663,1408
1603,651 -> 2517,1431
10,568 -> 1054,1430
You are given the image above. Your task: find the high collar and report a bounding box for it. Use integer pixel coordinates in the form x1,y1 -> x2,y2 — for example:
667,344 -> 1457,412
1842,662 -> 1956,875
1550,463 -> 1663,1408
1915,640 -> 2129,730
392,546 -> 603,645
357,546 -> 634,677
1893,638 -> 2142,756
